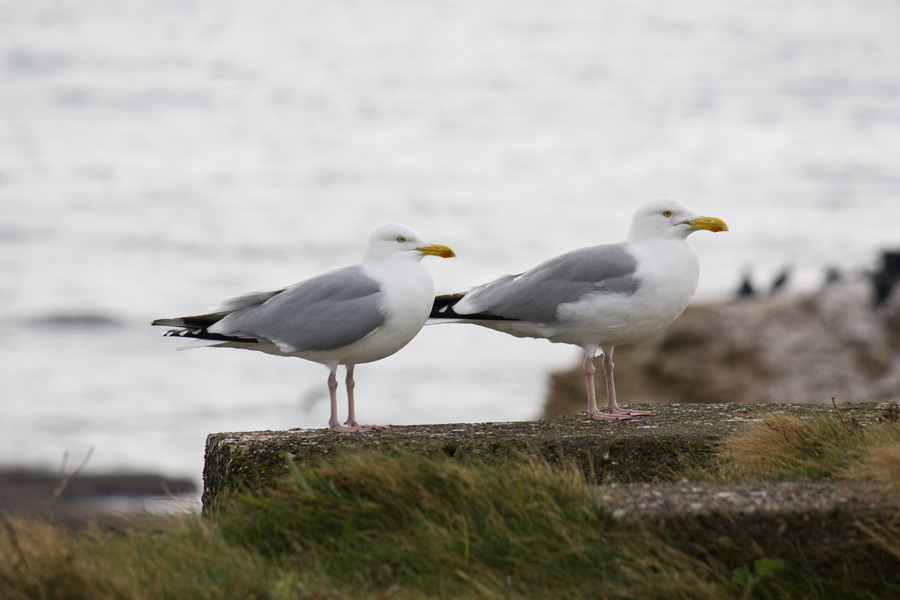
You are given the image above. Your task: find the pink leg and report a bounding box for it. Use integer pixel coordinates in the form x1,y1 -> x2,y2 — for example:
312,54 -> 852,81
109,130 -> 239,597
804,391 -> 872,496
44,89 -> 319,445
585,351 -> 633,421
341,365 -> 388,431
327,368 -> 349,432
327,367 -> 370,433
602,353 -> 654,417
343,365 -> 359,427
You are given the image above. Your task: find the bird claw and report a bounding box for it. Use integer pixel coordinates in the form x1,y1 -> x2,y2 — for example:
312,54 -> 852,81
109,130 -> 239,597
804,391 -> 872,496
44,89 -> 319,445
619,409 -> 656,416
331,422 -> 391,433
607,405 -> 655,417
587,410 -> 634,422
348,423 -> 391,431
330,423 -> 374,433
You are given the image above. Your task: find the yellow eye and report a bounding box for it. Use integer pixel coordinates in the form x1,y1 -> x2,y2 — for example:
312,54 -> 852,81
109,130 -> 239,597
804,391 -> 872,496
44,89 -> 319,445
662,210 -> 673,218
396,236 -> 408,243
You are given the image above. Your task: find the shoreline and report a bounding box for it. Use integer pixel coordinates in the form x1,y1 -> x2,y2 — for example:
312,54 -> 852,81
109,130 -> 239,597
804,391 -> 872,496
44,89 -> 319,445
0,470 -> 198,528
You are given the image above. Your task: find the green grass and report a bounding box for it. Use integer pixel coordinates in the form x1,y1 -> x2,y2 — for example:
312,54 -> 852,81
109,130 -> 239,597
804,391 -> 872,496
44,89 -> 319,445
0,454 -> 727,600
2,410 -> 899,599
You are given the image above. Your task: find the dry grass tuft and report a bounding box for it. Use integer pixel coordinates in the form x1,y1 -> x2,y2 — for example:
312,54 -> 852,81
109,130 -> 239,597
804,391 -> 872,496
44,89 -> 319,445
717,413 -> 857,480
715,410 -> 900,483
848,442 -> 900,485
0,518 -> 132,600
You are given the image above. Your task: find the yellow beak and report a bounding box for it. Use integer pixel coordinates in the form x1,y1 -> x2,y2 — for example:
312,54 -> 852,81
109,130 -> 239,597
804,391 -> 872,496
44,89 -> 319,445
688,215 -> 729,233
417,243 -> 456,259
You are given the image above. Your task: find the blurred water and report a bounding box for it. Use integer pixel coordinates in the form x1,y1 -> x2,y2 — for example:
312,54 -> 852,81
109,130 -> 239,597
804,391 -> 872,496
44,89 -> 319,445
2,0 -> 899,483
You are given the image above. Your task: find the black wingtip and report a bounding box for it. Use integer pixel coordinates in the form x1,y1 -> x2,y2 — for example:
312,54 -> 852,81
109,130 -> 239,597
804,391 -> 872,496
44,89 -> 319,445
151,312 -> 229,329
151,312 -> 257,344
158,326 -> 258,344
430,293 -> 519,322
151,317 -> 184,327
430,293 -> 467,319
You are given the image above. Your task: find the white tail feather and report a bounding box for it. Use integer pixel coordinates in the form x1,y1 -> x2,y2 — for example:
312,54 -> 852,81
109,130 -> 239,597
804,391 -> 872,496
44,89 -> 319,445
177,339 -> 223,351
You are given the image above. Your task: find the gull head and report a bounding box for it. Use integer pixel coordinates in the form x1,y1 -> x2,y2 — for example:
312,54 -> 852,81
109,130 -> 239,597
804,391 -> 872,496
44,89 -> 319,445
626,199 -> 729,243
362,223 -> 456,264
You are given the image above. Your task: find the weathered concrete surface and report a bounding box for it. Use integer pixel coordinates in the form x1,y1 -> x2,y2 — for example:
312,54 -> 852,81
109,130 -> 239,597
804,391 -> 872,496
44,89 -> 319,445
598,479 -> 900,577
203,402 -> 899,576
202,402 -> 889,513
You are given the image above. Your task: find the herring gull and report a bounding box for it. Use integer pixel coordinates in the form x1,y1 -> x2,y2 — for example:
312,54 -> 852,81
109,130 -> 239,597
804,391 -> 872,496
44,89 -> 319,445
430,199 -> 727,421
153,223 -> 455,433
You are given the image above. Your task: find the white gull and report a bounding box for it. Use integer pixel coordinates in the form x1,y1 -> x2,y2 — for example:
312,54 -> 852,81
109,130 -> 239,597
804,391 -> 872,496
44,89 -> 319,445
430,199 -> 728,421
153,224 -> 455,433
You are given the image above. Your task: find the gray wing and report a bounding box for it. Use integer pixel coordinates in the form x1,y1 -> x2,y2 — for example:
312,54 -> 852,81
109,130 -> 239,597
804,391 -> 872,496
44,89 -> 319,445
459,243 -> 640,323
212,265 -> 386,352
